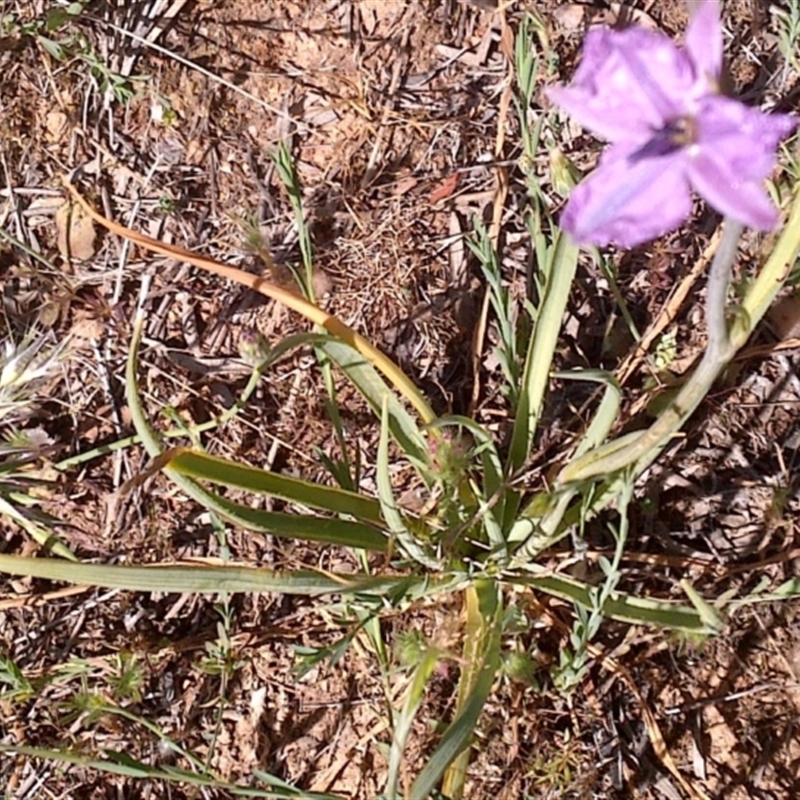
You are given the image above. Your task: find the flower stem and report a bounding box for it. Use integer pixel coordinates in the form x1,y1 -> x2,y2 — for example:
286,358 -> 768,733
559,218 -> 744,483
705,219 -> 743,361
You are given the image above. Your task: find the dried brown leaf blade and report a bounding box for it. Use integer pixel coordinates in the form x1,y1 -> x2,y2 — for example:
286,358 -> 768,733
55,201 -> 96,261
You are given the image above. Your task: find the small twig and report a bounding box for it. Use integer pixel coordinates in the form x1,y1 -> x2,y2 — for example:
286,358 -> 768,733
617,228 -> 722,385
663,681 -> 800,716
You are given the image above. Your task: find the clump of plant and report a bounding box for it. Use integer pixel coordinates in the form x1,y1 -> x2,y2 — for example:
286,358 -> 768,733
1,2 -> 142,103
1,2 -> 798,798
0,331 -> 69,555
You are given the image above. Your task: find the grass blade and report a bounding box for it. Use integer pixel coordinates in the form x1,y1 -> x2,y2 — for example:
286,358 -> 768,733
319,338 -> 431,472
506,572 -> 717,634
412,580 -> 502,799
377,397 -> 439,568
504,233 -> 579,528
553,369 -> 622,459
126,310 -> 386,551
0,553 -> 455,596
165,448 -> 383,525
0,744 -> 344,799
384,647 -> 442,799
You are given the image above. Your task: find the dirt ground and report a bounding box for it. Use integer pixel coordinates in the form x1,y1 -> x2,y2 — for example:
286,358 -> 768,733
1,0 -> 800,798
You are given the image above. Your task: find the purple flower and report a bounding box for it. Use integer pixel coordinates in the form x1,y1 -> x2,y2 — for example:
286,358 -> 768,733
549,1 -> 797,247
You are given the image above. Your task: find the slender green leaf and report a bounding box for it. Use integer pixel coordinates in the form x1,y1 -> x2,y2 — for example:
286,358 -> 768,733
0,495 -> 76,561
507,370 -> 621,560
469,221 -> 520,398
738,189 -> 800,333
504,233 -> 578,530
0,553 -> 459,597
385,647 -> 442,799
270,146 -> 357,494
319,339 -> 430,472
206,495 -> 387,549
166,449 -> 383,525
553,369 -> 621,459
506,571 -> 713,633
679,579 -> 725,633
509,233 -> 578,470
411,580 -> 502,799
507,488 -> 575,557
377,398 -> 439,568
126,311 -> 385,550
0,744 -> 344,799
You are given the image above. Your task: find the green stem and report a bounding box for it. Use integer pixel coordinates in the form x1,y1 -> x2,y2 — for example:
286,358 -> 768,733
559,218 -> 745,483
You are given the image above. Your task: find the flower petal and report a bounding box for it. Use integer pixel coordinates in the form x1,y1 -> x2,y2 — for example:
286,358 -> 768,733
561,146 -> 692,247
685,0 -> 723,85
687,152 -> 781,230
686,96 -> 797,228
694,96 -> 797,182
549,26 -> 693,142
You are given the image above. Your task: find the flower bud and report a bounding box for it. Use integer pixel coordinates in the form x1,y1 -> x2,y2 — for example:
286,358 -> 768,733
548,146 -> 580,197
238,328 -> 270,367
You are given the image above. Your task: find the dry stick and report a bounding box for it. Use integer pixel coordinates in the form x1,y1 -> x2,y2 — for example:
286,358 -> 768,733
736,336 -> 800,361
0,584 -> 91,611
61,177 -> 436,427
616,228 -> 722,386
